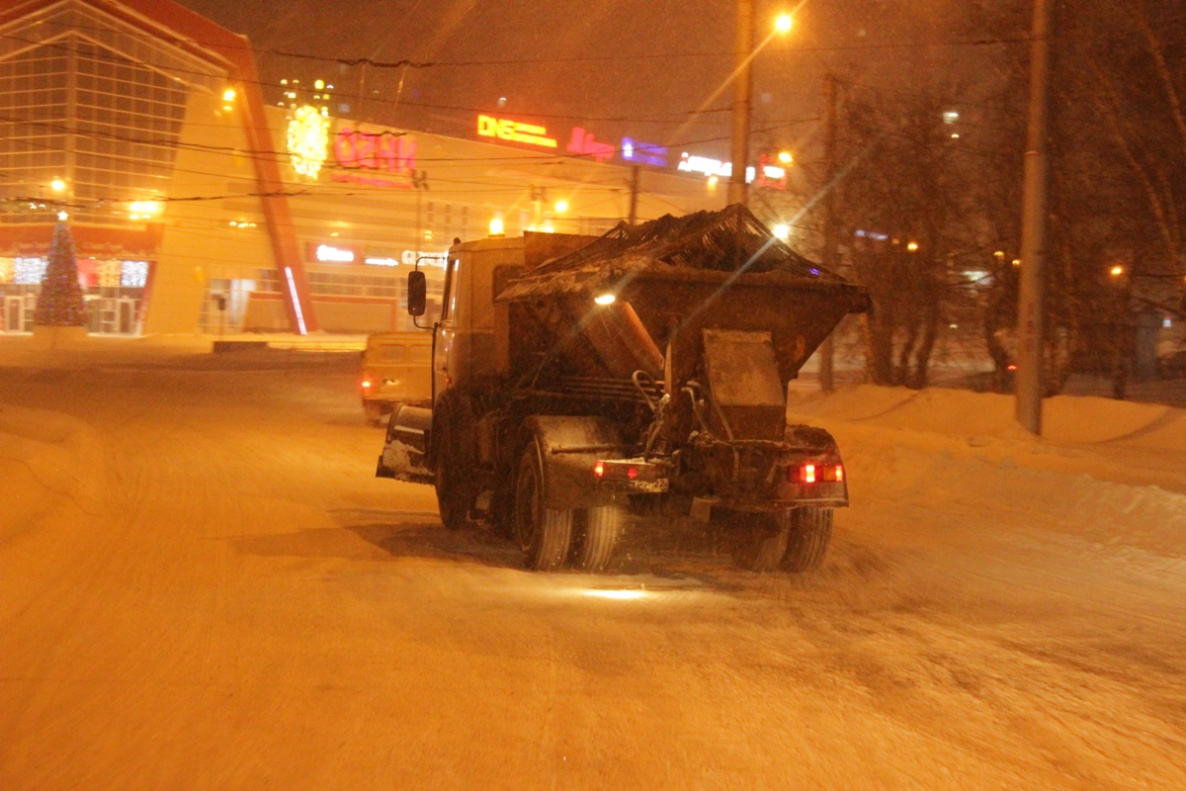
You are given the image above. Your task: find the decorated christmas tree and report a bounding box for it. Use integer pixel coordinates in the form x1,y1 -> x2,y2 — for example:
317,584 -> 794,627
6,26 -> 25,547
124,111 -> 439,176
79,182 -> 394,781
34,221 -> 87,326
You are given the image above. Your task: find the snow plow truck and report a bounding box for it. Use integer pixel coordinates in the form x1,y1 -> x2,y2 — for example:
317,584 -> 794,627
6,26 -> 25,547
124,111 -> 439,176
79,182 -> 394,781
376,204 -> 869,572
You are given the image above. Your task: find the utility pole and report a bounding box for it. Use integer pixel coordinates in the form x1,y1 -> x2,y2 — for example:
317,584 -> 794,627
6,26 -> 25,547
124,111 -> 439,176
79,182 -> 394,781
727,0 -> 754,206
819,74 -> 839,393
628,165 -> 640,225
1016,0 -> 1052,435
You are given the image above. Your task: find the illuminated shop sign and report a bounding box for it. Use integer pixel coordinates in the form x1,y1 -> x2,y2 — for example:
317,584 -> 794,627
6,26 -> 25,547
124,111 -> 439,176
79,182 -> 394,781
477,115 -> 558,148
363,250 -> 448,268
678,152 -> 786,188
621,138 -> 668,168
332,125 -> 417,188
474,114 -> 672,170
678,153 -> 729,178
287,105 -> 330,179
285,112 -> 419,188
3,257 -> 150,287
307,243 -> 359,263
566,127 -> 615,163
756,154 -> 787,190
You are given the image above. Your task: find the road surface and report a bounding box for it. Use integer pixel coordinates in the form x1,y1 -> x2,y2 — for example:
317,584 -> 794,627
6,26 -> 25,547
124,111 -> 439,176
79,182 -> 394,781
2,345 -> 1183,789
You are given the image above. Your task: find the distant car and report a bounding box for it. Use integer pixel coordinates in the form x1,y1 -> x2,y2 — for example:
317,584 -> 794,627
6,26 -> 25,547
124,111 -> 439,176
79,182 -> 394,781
1156,348 -> 1186,379
360,332 -> 433,425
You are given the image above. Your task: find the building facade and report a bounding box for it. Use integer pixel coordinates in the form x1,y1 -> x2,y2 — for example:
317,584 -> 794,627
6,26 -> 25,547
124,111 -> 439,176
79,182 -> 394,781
0,0 -> 726,336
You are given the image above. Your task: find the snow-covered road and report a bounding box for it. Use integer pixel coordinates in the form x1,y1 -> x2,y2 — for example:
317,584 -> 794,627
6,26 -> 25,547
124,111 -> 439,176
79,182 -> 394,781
2,342 -> 1184,789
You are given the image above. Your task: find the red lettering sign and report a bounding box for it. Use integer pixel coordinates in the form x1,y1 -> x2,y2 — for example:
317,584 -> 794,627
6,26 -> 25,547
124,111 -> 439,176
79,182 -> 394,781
334,127 -> 416,175
567,127 -> 615,163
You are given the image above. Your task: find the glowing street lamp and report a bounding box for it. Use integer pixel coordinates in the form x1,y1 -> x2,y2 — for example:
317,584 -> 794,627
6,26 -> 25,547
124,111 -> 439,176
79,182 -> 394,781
729,5 -> 793,206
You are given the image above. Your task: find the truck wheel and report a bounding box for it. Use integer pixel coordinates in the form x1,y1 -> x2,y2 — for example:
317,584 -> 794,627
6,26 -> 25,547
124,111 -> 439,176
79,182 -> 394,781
513,443 -> 572,571
781,507 -> 832,572
363,402 -> 383,427
734,513 -> 789,572
433,395 -> 475,531
571,506 -> 624,572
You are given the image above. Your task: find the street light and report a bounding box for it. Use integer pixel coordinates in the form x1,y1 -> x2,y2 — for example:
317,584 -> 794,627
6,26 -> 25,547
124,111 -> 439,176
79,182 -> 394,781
728,4 -> 792,206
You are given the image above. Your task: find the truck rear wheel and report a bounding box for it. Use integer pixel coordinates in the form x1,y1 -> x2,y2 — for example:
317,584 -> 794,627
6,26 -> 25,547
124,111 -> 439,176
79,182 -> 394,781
513,443 -> 572,571
571,506 -> 624,572
781,507 -> 832,572
734,513 -> 789,572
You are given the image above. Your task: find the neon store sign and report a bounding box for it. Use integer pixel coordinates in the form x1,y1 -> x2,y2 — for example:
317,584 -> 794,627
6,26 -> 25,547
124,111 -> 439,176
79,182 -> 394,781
333,126 -> 418,188
363,250 -> 448,268
287,105 -> 329,179
477,115 -> 558,148
567,128 -> 614,163
678,152 -> 786,189
308,243 -> 358,263
475,114 -> 670,168
622,138 -> 668,168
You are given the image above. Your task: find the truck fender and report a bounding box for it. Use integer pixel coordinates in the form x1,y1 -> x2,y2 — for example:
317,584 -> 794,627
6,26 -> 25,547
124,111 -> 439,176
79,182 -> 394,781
519,415 -> 627,511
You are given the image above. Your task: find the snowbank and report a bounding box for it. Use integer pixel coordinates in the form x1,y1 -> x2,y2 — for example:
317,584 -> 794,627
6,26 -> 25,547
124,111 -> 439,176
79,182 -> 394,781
0,404 -> 106,540
788,385 -> 1186,559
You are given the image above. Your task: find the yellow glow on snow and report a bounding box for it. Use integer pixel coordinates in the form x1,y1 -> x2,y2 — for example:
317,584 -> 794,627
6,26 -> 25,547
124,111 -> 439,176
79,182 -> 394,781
582,588 -> 648,601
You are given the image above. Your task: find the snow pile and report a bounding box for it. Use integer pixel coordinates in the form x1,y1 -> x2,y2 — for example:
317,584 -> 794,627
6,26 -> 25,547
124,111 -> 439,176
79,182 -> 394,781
788,385 -> 1186,559
0,404 -> 106,540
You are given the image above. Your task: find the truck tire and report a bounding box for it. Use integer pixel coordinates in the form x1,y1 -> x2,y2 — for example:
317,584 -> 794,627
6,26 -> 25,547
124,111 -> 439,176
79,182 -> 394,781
781,507 -> 832,572
734,513 -> 789,572
363,402 -> 384,427
433,394 -> 475,531
571,506 -> 624,572
513,442 -> 573,571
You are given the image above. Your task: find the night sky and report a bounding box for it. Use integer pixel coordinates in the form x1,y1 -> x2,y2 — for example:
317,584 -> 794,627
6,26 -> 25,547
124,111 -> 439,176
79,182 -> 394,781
172,0 -> 971,163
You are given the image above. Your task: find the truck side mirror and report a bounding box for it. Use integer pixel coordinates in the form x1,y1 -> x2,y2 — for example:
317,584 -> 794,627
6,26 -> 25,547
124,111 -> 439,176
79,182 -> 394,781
407,270 -> 426,317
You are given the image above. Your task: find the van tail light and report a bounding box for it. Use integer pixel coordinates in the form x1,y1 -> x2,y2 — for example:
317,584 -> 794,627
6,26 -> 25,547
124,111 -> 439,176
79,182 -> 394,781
361,379 -> 373,390
791,462 -> 843,484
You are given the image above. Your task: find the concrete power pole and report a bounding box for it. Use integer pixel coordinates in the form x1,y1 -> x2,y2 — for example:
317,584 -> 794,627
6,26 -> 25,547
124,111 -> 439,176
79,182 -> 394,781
628,165 -> 640,225
819,74 -> 839,393
1016,0 -> 1052,435
728,0 -> 754,206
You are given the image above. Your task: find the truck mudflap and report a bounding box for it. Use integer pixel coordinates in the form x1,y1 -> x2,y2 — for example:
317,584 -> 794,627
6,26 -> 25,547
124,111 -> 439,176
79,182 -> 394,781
375,404 -> 434,484
522,415 -> 636,510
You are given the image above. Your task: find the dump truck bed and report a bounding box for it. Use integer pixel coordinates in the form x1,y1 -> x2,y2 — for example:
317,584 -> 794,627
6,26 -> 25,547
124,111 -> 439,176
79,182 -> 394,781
496,205 -> 868,386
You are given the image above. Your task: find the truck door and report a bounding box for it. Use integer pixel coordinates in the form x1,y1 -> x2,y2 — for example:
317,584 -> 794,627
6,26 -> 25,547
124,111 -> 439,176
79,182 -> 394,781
433,254 -> 460,404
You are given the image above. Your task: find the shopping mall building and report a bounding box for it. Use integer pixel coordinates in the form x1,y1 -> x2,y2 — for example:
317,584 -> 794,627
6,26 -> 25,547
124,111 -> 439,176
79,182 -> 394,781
0,0 -> 741,336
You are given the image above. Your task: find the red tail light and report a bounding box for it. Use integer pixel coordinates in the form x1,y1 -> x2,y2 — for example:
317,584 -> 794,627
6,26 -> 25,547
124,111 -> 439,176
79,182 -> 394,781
594,460 -> 605,478
361,379 -> 373,389
792,462 -> 844,483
